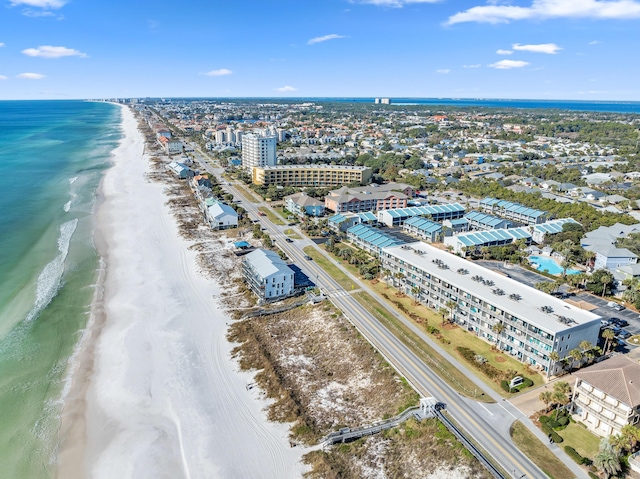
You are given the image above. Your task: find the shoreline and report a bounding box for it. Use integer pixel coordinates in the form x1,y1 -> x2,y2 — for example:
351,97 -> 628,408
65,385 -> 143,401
55,105 -> 305,478
54,104 -> 124,479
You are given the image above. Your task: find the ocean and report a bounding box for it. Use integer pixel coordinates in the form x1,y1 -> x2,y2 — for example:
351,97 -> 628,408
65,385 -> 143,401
0,100 -> 121,478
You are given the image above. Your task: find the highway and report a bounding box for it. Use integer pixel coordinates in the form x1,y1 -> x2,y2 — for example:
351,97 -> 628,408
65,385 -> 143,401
189,145 -> 588,479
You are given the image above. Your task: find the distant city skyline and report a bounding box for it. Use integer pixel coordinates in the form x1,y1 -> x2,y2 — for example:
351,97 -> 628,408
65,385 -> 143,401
1,0 -> 640,100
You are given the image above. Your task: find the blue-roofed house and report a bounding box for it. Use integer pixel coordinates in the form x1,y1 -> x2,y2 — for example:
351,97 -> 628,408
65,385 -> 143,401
464,211 -> 511,231
328,213 -> 361,233
443,227 -> 532,255
531,218 -> 580,244
479,198 -> 548,225
346,224 -> 405,256
377,203 -> 466,227
402,217 -> 443,242
443,218 -> 470,234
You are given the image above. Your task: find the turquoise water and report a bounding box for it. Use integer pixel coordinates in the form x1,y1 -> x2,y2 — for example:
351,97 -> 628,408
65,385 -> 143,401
529,255 -> 580,275
0,100 -> 121,477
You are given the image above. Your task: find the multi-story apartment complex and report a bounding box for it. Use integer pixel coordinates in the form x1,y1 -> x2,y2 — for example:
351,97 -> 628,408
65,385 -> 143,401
377,203 -> 466,227
443,227 -> 532,255
242,249 -> 295,302
252,164 -> 372,187
325,183 -> 414,213
480,198 -> 548,225
572,355 -> 640,437
380,242 -> 601,376
242,133 -> 277,169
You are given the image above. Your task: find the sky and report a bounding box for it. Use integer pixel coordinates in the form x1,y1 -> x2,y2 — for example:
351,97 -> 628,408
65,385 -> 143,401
1,0 -> 640,100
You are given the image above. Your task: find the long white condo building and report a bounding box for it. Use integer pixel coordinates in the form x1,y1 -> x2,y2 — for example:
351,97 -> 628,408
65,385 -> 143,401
380,242 -> 601,377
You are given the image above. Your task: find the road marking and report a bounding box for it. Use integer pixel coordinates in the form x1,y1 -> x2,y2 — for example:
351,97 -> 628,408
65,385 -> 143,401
479,403 -> 494,416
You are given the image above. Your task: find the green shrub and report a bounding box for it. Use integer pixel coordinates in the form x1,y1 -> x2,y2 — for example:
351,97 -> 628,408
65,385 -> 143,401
522,378 -> 533,388
546,420 -> 561,429
501,380 -> 510,392
550,431 -> 563,443
564,446 -> 586,465
558,416 -> 569,426
427,326 -> 440,335
588,473 -> 599,479
539,415 -> 550,424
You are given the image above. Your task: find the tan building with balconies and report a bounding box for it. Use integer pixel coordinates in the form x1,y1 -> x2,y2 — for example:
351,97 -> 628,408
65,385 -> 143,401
252,164 -> 372,187
572,355 -> 640,437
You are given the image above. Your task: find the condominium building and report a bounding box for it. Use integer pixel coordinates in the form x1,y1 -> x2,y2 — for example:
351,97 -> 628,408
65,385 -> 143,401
242,133 -> 277,169
572,355 -> 640,437
252,164 -> 372,187
377,203 -> 466,227
380,242 -> 600,376
325,183 -> 414,213
480,198 -> 548,225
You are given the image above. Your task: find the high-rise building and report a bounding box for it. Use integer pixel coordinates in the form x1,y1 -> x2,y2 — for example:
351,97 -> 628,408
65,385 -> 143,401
242,133 -> 277,169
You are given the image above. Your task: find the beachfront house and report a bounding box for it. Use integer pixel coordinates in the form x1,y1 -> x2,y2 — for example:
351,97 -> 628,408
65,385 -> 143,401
167,161 -> 194,179
206,200 -> 238,230
242,249 -> 294,302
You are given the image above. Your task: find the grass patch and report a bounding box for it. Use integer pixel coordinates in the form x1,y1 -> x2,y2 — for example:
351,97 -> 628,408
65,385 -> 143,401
510,421 -> 575,479
284,228 -> 302,240
258,206 -> 286,225
352,291 -> 494,402
234,184 -> 261,204
557,422 -> 599,459
303,246 -> 357,291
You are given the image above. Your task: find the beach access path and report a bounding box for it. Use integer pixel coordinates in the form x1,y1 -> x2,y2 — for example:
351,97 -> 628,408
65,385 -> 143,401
56,105 -> 305,479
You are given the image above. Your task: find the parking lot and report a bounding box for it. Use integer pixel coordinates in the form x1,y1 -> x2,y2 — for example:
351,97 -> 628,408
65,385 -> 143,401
475,260 -> 640,348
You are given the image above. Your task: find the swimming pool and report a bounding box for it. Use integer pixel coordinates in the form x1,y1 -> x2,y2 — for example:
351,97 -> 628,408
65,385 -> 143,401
529,256 -> 580,275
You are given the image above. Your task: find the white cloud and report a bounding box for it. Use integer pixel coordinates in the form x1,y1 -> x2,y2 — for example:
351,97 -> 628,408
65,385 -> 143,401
307,34 -> 346,45
436,69 -> 451,73
0,43 -> 4,48
496,49 -> 513,55
22,9 -> 56,17
353,0 -> 440,6
0,75 -> 8,80
488,59 -> 530,69
17,72 -> 46,79
513,42 -> 562,54
10,0 -> 65,6
202,69 -> 233,76
463,64 -> 482,68
275,85 -> 297,92
589,40 -> 602,44
22,45 -> 86,58
447,0 -> 640,25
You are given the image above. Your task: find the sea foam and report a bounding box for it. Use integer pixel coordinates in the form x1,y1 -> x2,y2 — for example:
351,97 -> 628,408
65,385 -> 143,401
26,219 -> 78,323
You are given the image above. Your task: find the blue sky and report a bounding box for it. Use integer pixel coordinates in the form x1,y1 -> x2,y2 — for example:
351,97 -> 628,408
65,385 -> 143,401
1,0 -> 640,100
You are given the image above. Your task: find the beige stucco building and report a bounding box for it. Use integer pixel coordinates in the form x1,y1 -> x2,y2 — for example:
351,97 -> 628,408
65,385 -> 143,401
252,164 -> 372,187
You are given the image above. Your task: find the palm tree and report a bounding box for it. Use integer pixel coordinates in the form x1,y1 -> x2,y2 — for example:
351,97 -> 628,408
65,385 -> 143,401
548,351 -> 560,375
569,348 -> 583,371
410,286 -> 421,305
600,272 -> 614,298
579,340 -> 593,354
552,390 -> 569,420
445,300 -> 458,325
381,268 -> 392,288
602,328 -> 616,355
393,272 -> 405,288
594,438 -> 622,479
539,391 -> 553,413
493,321 -> 505,346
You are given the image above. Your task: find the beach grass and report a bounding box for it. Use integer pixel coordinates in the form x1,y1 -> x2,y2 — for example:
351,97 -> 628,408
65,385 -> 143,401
258,206 -> 285,225
510,421 -> 575,479
351,291 -> 494,402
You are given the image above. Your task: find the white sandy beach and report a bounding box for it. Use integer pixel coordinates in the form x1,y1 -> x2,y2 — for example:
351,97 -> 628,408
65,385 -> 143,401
56,105 -> 305,479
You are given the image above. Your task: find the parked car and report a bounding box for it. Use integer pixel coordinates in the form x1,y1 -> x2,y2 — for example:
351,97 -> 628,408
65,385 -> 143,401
613,304 -> 625,311
608,326 -> 622,335
304,255 -> 312,261
618,330 -> 632,339
600,319 -> 610,328
285,238 -> 293,243
610,318 -> 628,327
